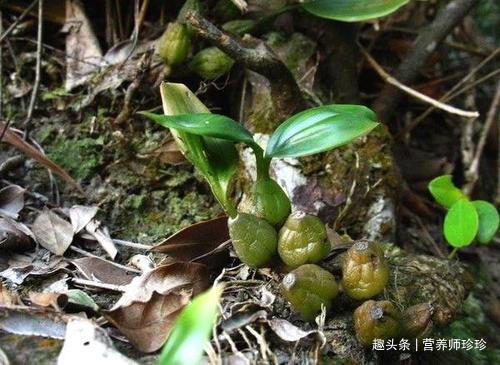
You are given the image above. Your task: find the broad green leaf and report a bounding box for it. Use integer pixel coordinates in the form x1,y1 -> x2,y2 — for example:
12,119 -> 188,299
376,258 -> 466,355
265,104 -> 378,158
301,0 -> 410,22
138,112 -> 255,146
444,199 -> 479,248
151,82 -> 238,215
66,289 -> 99,312
158,285 -> 223,365
428,175 -> 467,209
472,200 -> 499,244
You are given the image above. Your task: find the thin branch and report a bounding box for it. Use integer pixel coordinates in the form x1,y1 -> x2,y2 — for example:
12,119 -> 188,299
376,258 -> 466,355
372,0 -> 479,122
397,47 -> 500,138
72,278 -> 127,292
0,0 -> 39,44
361,47 -> 479,118
113,238 -> 151,251
23,0 -> 43,139
463,79 -> 500,196
185,11 -> 305,122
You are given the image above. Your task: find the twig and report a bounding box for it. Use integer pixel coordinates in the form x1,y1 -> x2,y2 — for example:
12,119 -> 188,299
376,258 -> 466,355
113,238 -> 151,251
0,0 -> 39,44
361,47 -> 479,118
463,79 -> 500,195
397,47 -> 500,138
185,11 -> 305,122
23,0 -> 43,139
71,278 -> 127,292
372,0 -> 479,122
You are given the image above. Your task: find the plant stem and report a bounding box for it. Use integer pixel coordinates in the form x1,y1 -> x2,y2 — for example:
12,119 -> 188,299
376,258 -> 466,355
252,144 -> 271,181
448,247 -> 459,259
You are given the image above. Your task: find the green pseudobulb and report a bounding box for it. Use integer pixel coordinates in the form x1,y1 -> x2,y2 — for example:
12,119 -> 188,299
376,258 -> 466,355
281,264 -> 338,320
342,240 -> 389,300
228,213 -> 277,268
354,300 -> 401,346
251,177 -> 291,227
278,211 -> 331,268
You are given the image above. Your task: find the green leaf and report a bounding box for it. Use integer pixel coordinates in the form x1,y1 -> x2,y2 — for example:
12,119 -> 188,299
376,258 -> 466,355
138,112 -> 255,146
472,200 -> 499,244
301,0 -> 410,22
158,285 -> 223,365
66,289 -> 99,312
428,175 -> 467,209
265,104 -> 379,158
444,199 -> 479,248
148,82 -> 238,215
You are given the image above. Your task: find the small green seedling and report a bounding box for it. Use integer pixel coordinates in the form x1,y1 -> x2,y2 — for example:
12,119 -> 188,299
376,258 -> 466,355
158,285 -> 223,365
428,175 -> 499,257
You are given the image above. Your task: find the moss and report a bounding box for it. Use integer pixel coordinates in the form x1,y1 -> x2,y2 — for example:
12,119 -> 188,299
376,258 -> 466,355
46,136 -> 104,181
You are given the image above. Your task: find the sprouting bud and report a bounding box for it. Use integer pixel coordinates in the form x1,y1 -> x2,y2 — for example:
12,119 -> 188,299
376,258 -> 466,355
228,213 -> 278,268
278,212 -> 331,268
189,47 -> 234,79
214,0 -> 241,22
222,19 -> 256,36
251,177 -> 291,227
281,264 -> 338,320
156,22 -> 191,67
401,303 -> 433,339
341,240 -> 389,300
353,300 -> 401,346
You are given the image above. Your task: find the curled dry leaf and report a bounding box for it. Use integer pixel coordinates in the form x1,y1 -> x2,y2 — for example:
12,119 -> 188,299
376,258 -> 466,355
0,185 -> 25,219
28,292 -> 68,310
58,318 -> 138,365
32,210 -> 74,256
85,220 -> 117,259
268,318 -> 314,342
71,257 -> 136,286
104,262 -> 209,353
152,216 -> 229,266
69,205 -> 98,233
221,310 -> 268,333
0,252 -> 67,285
0,217 -> 35,252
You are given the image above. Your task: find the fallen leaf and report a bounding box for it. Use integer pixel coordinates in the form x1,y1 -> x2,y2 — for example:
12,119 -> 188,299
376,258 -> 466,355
58,318 -> 138,365
0,305 -> 74,339
71,257 -> 136,286
69,205 -> 98,233
0,185 -> 25,219
104,262 -> 209,352
0,124 -> 84,194
153,138 -> 186,165
85,220 -> 117,259
0,217 -> 35,251
32,210 -> 74,255
152,216 -> 229,265
63,0 -> 103,91
268,319 -> 314,342
28,292 -> 68,310
66,289 -> 99,312
129,254 -> 154,272
0,252 -> 67,285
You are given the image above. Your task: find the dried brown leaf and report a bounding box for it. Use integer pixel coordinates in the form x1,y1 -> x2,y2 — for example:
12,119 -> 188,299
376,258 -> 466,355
0,252 -> 67,285
32,210 -> 74,255
71,257 -> 136,286
0,217 -> 35,251
69,205 -> 98,233
152,216 -> 229,265
85,220 -> 117,259
0,185 -> 25,219
104,262 -> 209,353
0,125 -> 84,194
221,310 -> 267,333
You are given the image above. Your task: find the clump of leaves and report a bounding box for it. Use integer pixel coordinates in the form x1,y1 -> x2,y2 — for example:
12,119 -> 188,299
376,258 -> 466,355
428,175 -> 499,257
